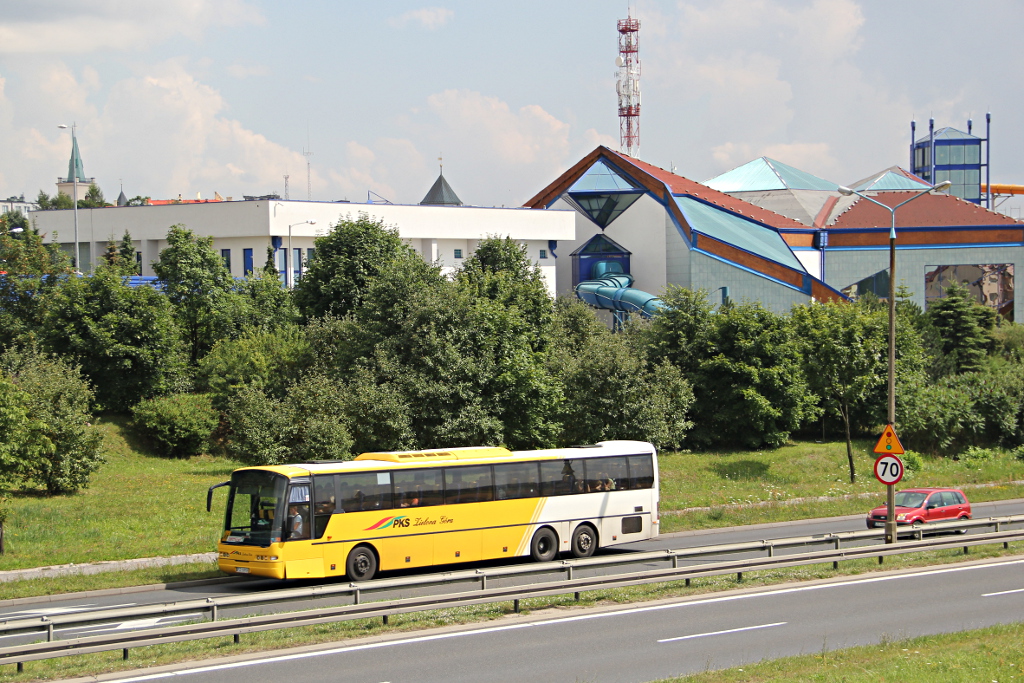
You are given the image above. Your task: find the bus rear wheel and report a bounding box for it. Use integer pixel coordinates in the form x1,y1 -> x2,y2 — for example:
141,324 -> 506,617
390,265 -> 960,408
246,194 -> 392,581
570,524 -> 597,558
346,545 -> 377,581
530,527 -> 559,562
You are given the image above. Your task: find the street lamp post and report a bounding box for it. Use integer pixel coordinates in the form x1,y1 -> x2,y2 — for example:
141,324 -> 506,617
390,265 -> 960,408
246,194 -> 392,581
837,179 -> 951,544
287,220 -> 315,288
57,124 -> 80,271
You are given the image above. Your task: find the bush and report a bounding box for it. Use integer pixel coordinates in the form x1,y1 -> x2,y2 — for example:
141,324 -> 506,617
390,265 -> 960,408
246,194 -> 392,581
901,450 -> 924,475
0,347 -> 104,494
132,393 -> 218,457
959,445 -> 996,463
1011,445 -> 1024,462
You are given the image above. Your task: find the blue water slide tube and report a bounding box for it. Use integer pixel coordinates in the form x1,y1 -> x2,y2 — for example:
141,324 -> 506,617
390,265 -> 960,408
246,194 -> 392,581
574,273 -> 665,319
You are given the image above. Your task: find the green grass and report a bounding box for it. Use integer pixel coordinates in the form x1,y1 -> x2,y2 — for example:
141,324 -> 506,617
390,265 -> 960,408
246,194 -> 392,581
653,622 -> 1024,682
659,440 -> 1024,533
0,563 -> 223,602
0,415 -> 238,571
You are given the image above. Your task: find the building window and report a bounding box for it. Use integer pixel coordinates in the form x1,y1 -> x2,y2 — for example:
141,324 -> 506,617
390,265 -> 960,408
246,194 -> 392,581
454,249 -> 463,259
135,251 -> 142,275
243,248 -> 254,275
307,247 -> 315,266
221,249 -> 231,273
539,249 -> 547,259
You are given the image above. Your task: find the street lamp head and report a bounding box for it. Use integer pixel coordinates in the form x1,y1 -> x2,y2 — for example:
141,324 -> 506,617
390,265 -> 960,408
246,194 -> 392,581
308,220 -> 316,225
10,227 -> 24,233
932,180 -> 952,192
837,185 -> 855,196
58,124 -> 68,130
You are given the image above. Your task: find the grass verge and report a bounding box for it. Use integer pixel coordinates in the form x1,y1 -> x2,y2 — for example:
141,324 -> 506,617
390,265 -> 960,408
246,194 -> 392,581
1,544 -> 1021,682
653,622 -> 1024,682
0,563 -> 224,602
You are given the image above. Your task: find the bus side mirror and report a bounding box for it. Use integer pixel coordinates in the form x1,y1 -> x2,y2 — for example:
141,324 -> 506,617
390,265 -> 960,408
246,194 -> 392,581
207,481 -> 230,512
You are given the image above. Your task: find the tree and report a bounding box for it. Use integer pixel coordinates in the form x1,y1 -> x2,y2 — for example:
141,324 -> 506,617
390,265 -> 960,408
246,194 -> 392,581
80,184 -> 108,208
0,347 -> 103,495
152,225 -> 235,364
548,298 -> 694,449
0,373 -> 51,489
792,301 -> 886,482
0,211 -> 29,234
645,288 -> 812,449
292,214 -> 417,320
35,190 -> 74,211
457,236 -> 553,352
0,223 -> 73,349
927,281 -> 996,374
39,265 -> 185,411
126,196 -> 150,206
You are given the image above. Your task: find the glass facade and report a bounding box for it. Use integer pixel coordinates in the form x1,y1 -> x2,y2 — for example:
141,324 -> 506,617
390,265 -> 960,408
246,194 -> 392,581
912,129 -> 984,203
925,264 -> 1014,321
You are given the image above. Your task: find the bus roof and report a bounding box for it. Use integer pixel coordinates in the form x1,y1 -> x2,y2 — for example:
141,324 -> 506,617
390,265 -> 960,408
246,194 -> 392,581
234,441 -> 655,478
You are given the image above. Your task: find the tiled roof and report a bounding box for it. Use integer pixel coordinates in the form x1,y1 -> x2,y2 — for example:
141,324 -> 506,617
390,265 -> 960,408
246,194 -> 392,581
829,191 -> 1021,228
608,151 -> 812,231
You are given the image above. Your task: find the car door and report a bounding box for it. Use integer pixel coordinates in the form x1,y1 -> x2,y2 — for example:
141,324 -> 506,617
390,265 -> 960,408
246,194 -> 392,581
932,491 -> 956,521
924,492 -> 947,521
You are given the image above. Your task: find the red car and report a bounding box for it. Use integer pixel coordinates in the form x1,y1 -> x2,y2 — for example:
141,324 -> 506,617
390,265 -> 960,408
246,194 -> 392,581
866,487 -> 971,529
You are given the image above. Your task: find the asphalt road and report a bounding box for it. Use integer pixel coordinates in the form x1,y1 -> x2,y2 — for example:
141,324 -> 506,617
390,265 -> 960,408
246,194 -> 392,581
2,498 -> 1022,647
101,556 -> 1024,683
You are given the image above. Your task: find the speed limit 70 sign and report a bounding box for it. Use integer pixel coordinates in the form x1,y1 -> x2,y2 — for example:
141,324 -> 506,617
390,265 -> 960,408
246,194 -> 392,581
874,454 -> 904,485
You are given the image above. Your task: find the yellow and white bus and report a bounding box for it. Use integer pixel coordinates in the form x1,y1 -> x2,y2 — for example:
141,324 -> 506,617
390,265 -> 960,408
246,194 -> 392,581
208,440 -> 659,580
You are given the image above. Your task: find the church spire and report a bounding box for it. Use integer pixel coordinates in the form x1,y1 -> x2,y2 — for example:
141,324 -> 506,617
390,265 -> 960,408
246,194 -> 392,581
67,133 -> 86,183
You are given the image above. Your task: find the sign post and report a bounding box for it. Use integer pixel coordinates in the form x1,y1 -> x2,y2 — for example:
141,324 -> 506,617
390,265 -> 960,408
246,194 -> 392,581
873,424 -> 906,544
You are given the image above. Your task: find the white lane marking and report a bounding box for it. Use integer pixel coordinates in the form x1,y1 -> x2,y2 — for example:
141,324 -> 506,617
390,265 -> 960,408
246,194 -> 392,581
982,587 -> 1024,597
70,614 -> 205,635
1,602 -> 137,618
105,557 -> 1024,682
658,621 -> 786,643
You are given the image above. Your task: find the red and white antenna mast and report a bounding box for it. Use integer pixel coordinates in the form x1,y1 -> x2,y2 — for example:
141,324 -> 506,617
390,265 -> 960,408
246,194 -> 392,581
616,7 -> 641,158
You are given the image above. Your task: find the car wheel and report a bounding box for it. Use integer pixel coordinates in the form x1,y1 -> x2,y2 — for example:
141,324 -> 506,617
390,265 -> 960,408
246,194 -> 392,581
570,524 -> 598,558
957,515 -> 970,533
346,545 -> 377,581
530,527 -> 559,562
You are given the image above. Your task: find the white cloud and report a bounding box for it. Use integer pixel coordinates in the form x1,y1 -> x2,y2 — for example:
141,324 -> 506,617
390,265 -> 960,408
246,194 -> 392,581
225,62 -> 269,79
0,0 -> 265,54
388,7 -> 454,30
642,0 -> 913,183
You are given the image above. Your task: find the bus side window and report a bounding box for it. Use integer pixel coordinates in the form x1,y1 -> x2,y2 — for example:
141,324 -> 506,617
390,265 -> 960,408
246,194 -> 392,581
601,456 -> 629,491
540,460 -> 575,496
628,455 -> 655,489
394,469 -> 443,507
495,462 -> 540,499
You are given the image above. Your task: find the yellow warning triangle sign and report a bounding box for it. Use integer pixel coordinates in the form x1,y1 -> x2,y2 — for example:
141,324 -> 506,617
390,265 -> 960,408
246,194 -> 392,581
873,424 -> 905,455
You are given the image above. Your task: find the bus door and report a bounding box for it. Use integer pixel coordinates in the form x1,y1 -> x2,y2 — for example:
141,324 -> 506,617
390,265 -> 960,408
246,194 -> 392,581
283,481 -> 321,578
434,466 -> 492,565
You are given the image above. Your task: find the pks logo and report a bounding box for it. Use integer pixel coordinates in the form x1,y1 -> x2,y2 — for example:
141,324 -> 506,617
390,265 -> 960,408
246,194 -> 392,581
365,515 -> 410,531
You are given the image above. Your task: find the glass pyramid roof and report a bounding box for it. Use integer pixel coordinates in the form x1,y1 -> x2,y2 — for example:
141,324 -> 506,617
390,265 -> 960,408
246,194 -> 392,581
674,196 -> 804,271
569,159 -> 640,192
914,127 -> 980,143
703,157 -> 837,192
853,170 -> 931,192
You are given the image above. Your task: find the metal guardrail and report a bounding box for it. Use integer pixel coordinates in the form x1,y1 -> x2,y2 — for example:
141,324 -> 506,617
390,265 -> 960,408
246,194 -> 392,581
1,516 -> 1022,668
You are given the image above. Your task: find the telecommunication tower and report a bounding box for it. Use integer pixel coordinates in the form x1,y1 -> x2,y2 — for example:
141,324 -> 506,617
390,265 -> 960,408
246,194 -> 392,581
283,173 -> 290,200
616,8 -> 641,158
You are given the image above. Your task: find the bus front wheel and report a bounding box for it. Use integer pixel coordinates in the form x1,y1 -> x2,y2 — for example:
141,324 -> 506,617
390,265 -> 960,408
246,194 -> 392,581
570,524 -> 597,558
530,527 -> 559,562
346,545 -> 378,581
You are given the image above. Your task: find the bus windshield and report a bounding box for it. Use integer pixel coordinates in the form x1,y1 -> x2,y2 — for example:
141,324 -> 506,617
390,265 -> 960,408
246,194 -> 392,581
224,470 -> 288,546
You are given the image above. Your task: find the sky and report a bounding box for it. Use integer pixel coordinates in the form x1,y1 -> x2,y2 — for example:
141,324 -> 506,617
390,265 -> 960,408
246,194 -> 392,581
2,0 -> 1023,214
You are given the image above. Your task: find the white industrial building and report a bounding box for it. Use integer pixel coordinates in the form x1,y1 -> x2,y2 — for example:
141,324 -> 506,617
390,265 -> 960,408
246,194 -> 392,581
30,198 -> 574,296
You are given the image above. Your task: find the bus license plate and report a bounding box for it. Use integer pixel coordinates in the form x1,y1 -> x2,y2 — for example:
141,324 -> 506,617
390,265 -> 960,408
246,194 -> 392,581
236,567 -> 250,574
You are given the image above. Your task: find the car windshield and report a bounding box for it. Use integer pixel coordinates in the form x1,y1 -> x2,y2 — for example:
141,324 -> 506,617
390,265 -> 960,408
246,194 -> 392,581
894,491 -> 927,508
223,470 -> 287,546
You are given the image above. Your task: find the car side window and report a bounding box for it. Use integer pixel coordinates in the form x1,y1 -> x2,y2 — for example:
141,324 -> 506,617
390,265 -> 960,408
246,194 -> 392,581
926,494 -> 940,509
952,491 -> 966,505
